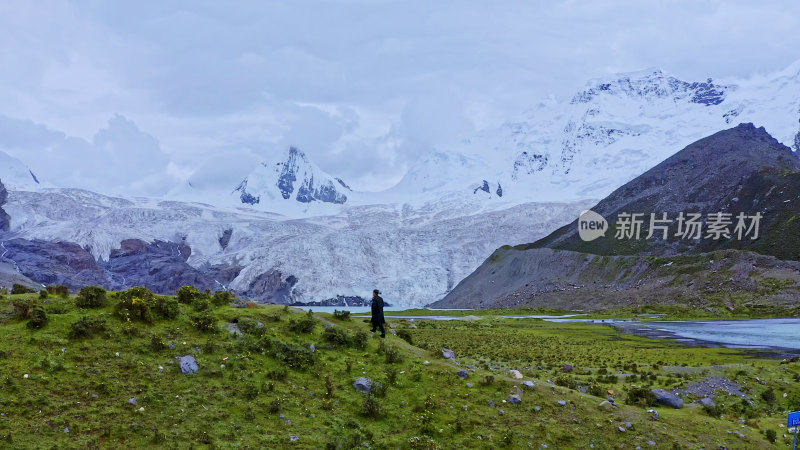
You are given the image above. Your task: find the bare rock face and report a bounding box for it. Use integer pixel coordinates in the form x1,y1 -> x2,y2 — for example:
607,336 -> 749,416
1,238 -> 108,288
240,269 -> 299,303
0,180 -> 10,232
103,239 -> 217,293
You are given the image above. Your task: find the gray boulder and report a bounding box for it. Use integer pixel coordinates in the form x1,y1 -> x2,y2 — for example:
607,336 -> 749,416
178,355 -> 199,375
442,348 -> 457,364
652,389 -> 683,409
353,377 -> 372,393
697,397 -> 716,407
457,370 -> 469,379
522,381 -> 535,389
508,394 -> 521,404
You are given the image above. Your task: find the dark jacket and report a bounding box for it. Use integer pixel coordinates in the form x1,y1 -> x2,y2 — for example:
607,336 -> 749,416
370,296 -> 385,325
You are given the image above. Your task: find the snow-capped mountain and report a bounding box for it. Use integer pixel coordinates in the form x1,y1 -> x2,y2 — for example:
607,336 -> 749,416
3,187 -> 590,306
0,149 -> 44,190
3,62 -> 800,306
391,63 -> 800,206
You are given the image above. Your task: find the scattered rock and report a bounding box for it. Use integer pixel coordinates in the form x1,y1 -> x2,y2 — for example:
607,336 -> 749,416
289,435 -> 299,442
647,441 -> 656,447
423,360 -> 430,366
457,370 -> 469,379
309,344 -> 315,353
508,394 -> 522,404
652,388 -> 683,409
508,369 -> 523,379
178,355 -> 199,375
557,400 -> 567,407
647,408 -> 660,421
442,348 -> 457,364
488,400 -> 495,407
562,364 -> 574,373
498,409 -> 505,415
522,381 -> 535,389
128,398 -> 138,406
698,397 -> 716,407
618,426 -> 626,432
598,401 -> 614,411
353,377 -> 372,393
466,383 -> 474,388
64,427 -> 69,433
226,323 -> 242,336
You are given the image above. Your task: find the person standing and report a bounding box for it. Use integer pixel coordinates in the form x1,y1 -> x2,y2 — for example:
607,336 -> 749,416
370,289 -> 386,338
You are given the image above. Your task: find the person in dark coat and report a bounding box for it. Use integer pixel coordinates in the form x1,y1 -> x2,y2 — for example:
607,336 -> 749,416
370,289 -> 386,338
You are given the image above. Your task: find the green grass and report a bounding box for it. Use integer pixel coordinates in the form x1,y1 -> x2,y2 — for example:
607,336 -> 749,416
0,290 -> 797,448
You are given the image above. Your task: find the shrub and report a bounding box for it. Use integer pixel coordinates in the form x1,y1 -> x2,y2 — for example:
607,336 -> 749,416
587,384 -> 607,398
153,296 -> 179,319
149,335 -> 168,351
760,387 -> 776,406
11,283 -> 35,295
191,311 -> 216,332
274,342 -> 315,369
554,374 -> 578,390
69,316 -> 107,339
385,366 -> 398,386
382,345 -> 404,364
288,311 -> 317,334
360,393 -> 382,418
76,286 -> 107,308
371,381 -> 387,398
396,329 -> 414,345
211,290 -> 234,307
237,317 -> 265,336
352,331 -> 369,350
765,429 -> 777,444
12,299 -> 35,319
113,287 -> 157,323
26,307 -> 48,329
625,386 -> 658,407
38,290 -> 49,300
176,286 -> 204,305
46,285 -> 69,297
333,309 -> 350,320
322,325 -> 352,346
479,375 -> 495,386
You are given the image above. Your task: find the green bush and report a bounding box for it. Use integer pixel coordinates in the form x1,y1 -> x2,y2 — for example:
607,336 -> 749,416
322,325 -> 352,346
176,286 -> 204,304
76,286 -> 107,308
554,374 -> 578,390
765,429 -> 777,444
211,291 -> 234,307
191,311 -> 216,332
625,386 -> 658,407
149,335 -> 168,351
11,283 -> 35,295
479,375 -> 495,386
360,393 -> 382,418
114,287 -> 156,323
237,317 -> 265,336
333,309 -> 350,320
380,343 -> 404,364
153,296 -> 180,319
46,285 -> 70,297
26,307 -> 48,329
274,342 -> 315,369
69,316 -> 107,339
288,311 -> 317,334
352,331 -> 369,350
396,329 -> 414,345
12,299 -> 35,319
38,290 -> 48,300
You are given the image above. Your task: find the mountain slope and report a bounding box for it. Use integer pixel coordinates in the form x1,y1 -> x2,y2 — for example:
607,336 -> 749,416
431,124 -> 800,309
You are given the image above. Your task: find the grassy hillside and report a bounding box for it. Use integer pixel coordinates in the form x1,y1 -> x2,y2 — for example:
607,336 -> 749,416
0,288 -> 797,448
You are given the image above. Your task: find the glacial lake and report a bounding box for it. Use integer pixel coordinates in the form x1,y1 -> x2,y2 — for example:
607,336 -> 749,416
305,308 -> 800,351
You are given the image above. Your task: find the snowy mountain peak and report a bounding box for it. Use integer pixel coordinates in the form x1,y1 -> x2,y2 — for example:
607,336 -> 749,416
0,149 -> 44,190
572,68 -> 729,106
234,146 -> 349,209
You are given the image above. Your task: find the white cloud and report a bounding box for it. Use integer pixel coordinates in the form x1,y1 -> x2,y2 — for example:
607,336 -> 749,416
1,0 -> 799,193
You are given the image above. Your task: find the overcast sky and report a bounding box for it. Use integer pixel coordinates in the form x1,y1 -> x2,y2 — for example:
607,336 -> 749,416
1,0 -> 799,195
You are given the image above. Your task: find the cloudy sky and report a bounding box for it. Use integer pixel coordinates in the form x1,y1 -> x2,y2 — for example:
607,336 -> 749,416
1,0 -> 799,195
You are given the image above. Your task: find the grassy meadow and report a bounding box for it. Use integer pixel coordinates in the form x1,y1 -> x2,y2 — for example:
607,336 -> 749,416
0,287 -> 797,448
